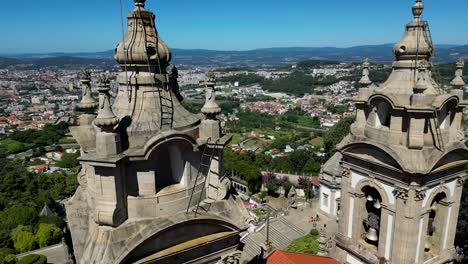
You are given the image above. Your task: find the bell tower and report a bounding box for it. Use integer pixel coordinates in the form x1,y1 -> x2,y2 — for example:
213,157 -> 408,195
66,1 -> 251,263
334,1 -> 468,263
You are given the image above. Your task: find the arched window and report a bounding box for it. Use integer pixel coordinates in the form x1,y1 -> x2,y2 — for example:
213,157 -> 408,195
425,192 -> 448,258
367,98 -> 392,129
362,186 -> 383,248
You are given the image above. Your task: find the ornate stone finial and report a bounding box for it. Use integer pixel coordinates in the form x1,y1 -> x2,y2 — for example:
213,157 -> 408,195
317,225 -> 328,256
412,0 -> 424,21
94,73 -> 119,130
134,0 -> 146,8
201,71 -> 221,116
414,61 -> 428,93
77,69 -> 97,113
451,58 -> 465,89
359,58 -> 372,87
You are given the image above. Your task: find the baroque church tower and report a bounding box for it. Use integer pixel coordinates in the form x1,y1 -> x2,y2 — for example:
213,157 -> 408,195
65,1 -> 251,263
335,1 -> 468,263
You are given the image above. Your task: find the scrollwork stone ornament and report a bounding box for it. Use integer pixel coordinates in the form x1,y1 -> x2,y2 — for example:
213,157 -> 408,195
393,186 -> 409,200
342,168 -> 351,178
219,251 -> 242,264
415,188 -> 426,201
457,176 -> 466,187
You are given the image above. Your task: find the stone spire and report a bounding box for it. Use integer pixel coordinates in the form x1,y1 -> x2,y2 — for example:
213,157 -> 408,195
77,69 -> 97,114
201,71 -> 221,116
359,58 -> 372,87
111,0 -> 200,149
199,71 -> 222,141
451,58 -> 465,89
114,0 -> 171,73
317,225 -> 328,256
373,0 -> 438,96
94,73 -> 119,131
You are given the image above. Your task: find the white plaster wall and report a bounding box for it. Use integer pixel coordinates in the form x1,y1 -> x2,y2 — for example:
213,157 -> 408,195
447,180 -> 456,197
348,197 -> 354,238
351,171 -> 366,189
385,214 -> 394,259
423,186 -> 435,207
443,206 -> 452,249
320,185 -> 331,215
334,191 -> 341,216
346,253 -> 364,264
415,217 -> 423,262
423,180 -> 456,207
381,181 -> 395,205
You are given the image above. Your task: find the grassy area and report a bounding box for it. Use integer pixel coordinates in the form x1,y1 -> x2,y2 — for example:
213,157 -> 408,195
285,232 -> 320,254
309,137 -> 324,148
58,138 -> 77,144
0,138 -> 34,153
231,133 -> 244,144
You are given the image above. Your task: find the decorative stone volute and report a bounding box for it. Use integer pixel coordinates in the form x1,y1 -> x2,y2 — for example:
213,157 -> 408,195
451,58 -> 465,89
114,0 -> 171,73
413,61 -> 428,94
94,73 -> 119,131
77,69 -> 97,113
201,71 -> 221,116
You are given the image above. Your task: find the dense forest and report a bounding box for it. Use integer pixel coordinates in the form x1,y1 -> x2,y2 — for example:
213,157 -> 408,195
261,71 -> 338,96
0,158 -> 78,261
224,117 -> 353,193
0,123 -> 71,158
0,123 -> 79,262
218,74 -> 265,86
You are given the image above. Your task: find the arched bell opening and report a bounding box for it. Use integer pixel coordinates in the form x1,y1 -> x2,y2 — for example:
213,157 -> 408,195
424,192 -> 448,259
367,98 -> 393,129
361,186 -> 383,249
132,139 -> 200,196
438,98 -> 457,130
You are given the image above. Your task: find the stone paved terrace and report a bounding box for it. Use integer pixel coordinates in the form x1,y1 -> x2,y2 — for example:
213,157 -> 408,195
241,216 -> 306,260
16,243 -> 68,264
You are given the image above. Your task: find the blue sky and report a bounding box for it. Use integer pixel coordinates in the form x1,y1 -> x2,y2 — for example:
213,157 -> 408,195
0,0 -> 467,54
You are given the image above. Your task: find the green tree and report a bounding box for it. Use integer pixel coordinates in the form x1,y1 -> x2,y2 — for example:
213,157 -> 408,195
11,226 -> 36,253
323,117 -> 355,157
35,223 -> 61,248
0,248 -> 17,264
56,152 -> 80,168
1,204 -> 38,230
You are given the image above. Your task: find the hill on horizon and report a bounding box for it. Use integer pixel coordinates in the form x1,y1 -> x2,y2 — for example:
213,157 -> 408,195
1,44 -> 467,69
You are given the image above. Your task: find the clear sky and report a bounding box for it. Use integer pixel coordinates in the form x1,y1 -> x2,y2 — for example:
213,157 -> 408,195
0,0 -> 467,54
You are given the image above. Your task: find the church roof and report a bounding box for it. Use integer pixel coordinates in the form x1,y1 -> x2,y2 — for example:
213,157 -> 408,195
266,250 -> 339,264
39,204 -> 56,217
322,152 -> 342,177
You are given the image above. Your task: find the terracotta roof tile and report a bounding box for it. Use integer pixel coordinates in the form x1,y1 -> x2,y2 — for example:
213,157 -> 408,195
266,250 -> 339,264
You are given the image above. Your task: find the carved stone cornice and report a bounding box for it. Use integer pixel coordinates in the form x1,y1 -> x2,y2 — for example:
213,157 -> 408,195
393,186 -> 409,200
